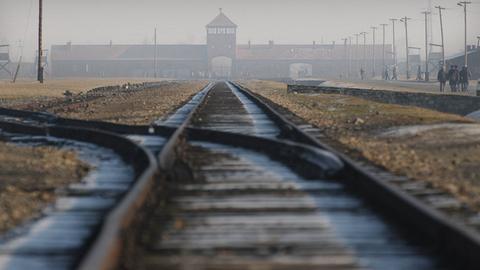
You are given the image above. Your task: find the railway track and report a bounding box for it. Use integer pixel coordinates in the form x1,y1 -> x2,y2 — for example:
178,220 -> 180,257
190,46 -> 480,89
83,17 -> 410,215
0,121 -> 159,270
0,81 -> 479,269
129,82 -> 452,269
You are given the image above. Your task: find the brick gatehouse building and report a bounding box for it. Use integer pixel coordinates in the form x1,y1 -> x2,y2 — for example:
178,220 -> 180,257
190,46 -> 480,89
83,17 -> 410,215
51,10 -> 392,79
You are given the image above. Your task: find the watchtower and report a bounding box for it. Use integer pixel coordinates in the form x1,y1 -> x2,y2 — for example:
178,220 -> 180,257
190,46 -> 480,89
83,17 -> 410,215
206,9 -> 237,78
0,45 -> 12,76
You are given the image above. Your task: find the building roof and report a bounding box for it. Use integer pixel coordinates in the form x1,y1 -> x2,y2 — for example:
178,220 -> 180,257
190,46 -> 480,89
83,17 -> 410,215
237,44 -> 391,61
51,43 -> 393,62
446,48 -> 479,61
51,44 -> 207,61
206,10 -> 237,28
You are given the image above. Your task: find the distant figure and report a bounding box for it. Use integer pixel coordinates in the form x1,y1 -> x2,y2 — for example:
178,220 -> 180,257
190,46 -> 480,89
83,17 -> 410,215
459,66 -> 471,92
416,65 -> 423,81
437,67 -> 447,92
384,66 -> 390,80
392,65 -> 398,80
360,68 -> 365,80
448,65 -> 459,92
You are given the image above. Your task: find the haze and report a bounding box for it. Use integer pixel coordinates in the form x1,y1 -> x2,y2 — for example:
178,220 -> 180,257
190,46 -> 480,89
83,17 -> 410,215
1,0 -> 479,62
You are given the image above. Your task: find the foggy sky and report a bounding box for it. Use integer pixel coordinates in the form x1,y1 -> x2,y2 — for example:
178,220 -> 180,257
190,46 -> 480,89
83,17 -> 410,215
1,0 -> 479,62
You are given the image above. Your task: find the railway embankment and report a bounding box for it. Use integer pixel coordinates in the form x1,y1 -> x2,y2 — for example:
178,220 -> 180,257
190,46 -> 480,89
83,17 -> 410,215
287,83 -> 480,116
242,80 -> 480,213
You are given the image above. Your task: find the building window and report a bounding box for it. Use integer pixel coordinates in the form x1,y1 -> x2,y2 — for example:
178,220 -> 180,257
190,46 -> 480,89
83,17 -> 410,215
217,28 -> 226,34
207,28 -> 216,34
226,28 -> 235,34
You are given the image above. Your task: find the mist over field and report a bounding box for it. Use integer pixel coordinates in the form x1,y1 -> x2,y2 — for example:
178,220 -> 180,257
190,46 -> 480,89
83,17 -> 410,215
1,0 -> 479,62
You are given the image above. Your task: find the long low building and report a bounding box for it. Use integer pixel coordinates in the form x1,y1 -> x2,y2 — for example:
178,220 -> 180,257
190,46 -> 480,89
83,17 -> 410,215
446,46 -> 480,79
51,11 -> 393,79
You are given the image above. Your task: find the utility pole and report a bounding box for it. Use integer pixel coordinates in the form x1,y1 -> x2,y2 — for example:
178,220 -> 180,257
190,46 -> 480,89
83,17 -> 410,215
342,38 -> 348,78
422,11 -> 431,81
348,36 -> 352,78
458,1 -> 471,67
361,32 -> 367,74
371,26 -> 377,78
435,6 -> 446,70
389,18 -> 398,66
355,33 -> 360,78
37,0 -> 43,83
154,27 -> 157,78
380,24 -> 388,79
400,17 -> 411,79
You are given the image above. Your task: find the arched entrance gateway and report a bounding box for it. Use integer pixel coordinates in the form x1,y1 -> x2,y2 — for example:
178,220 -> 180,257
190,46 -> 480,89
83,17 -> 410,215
289,63 -> 313,79
211,56 -> 232,78
206,9 -> 237,78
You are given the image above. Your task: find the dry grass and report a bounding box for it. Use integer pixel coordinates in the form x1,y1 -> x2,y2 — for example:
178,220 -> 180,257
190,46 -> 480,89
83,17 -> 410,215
0,142 -> 89,233
241,80 -> 470,138
48,81 -> 207,125
0,78 -> 155,99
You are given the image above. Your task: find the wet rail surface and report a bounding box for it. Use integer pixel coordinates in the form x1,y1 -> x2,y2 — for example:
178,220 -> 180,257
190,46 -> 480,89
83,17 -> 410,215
191,82 -> 280,137
138,81 -> 451,270
0,119 -> 162,270
0,132 -> 134,270
0,81 -> 476,269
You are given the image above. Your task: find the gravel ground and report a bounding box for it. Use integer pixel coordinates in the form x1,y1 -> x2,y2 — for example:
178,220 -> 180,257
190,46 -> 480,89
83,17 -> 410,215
0,78 -> 155,108
0,142 -> 89,234
241,80 -> 480,211
6,80 -> 207,125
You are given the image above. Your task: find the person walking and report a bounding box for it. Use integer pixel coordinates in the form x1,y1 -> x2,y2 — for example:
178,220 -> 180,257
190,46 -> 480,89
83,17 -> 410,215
392,65 -> 398,80
437,67 -> 447,92
360,68 -> 365,80
453,66 -> 460,92
448,65 -> 456,92
416,65 -> 423,81
459,66 -> 471,92
384,66 -> 390,80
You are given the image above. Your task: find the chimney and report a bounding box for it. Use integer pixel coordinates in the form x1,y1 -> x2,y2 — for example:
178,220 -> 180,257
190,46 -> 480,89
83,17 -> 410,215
248,40 -> 251,49
268,40 -> 274,48
109,40 -> 113,47
66,41 -> 72,50
312,41 -> 316,49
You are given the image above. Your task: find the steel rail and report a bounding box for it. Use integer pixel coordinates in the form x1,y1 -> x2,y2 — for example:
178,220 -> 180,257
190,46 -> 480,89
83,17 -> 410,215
0,119 -> 157,270
231,81 -> 480,269
2,80 -> 480,268
157,82 -> 213,170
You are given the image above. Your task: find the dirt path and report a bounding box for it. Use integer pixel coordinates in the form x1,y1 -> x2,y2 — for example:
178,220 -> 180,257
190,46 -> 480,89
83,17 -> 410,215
241,80 -> 480,212
0,142 -> 89,234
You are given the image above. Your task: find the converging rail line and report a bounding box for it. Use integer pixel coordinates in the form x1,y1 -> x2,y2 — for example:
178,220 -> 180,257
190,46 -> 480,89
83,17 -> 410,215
0,81 -> 479,269
134,81 -> 451,270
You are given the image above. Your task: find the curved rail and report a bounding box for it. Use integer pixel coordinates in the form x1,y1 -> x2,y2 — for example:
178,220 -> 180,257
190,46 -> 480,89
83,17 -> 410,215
1,80 -> 480,269
0,119 -> 157,270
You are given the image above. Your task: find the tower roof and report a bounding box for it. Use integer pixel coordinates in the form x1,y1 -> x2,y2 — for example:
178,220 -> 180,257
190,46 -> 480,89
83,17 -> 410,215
206,9 -> 237,28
